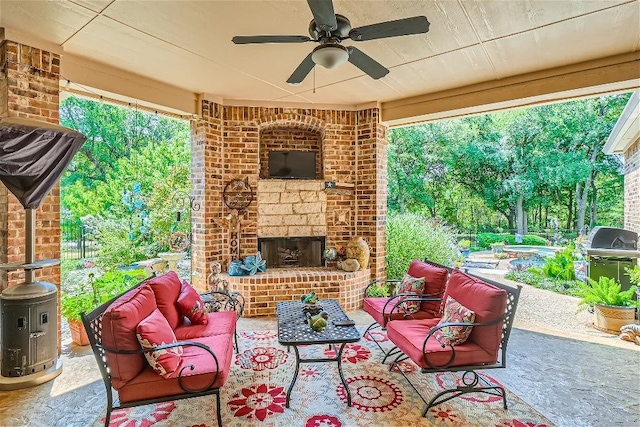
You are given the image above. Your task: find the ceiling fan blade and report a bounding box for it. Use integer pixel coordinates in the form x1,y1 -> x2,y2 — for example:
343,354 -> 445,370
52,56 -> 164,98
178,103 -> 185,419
232,35 -> 312,44
347,47 -> 389,80
349,16 -> 430,41
307,0 -> 338,32
287,53 -> 315,85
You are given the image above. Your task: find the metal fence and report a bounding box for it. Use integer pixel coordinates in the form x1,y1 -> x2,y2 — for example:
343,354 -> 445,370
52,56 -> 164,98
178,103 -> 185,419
61,221 -> 99,260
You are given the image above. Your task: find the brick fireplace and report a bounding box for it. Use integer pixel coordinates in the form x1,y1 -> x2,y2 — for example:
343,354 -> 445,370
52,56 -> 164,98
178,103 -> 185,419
190,103 -> 387,316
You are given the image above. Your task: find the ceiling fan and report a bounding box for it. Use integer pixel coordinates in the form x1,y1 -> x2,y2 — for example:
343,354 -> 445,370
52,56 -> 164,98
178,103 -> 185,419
232,0 -> 430,85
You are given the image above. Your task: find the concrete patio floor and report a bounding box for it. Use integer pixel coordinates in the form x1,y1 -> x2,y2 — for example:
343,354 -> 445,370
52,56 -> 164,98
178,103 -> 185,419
0,272 -> 638,426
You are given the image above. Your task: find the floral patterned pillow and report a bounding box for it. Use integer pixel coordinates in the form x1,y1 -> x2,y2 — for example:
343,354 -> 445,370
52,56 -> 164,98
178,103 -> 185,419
177,280 -> 209,325
397,274 -> 425,313
433,296 -> 475,346
136,309 -> 182,378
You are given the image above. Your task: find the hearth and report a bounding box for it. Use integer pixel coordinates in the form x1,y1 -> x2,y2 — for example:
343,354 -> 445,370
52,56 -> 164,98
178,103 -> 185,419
259,237 -> 325,268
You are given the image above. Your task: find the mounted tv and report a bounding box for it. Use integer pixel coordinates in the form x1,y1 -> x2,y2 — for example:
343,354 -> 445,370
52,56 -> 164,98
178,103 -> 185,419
268,151 -> 317,179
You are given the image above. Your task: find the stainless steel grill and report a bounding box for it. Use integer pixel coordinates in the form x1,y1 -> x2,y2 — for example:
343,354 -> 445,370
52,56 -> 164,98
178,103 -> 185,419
586,227 -> 639,291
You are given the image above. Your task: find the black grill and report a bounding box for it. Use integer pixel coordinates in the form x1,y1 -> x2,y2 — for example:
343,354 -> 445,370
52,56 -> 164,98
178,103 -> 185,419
586,227 -> 639,291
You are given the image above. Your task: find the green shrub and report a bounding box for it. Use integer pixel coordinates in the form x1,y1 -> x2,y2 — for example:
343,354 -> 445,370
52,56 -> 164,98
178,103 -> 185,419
476,233 -> 506,248
386,213 -> 458,279
477,233 -> 548,248
529,245 -> 576,281
61,269 -> 147,322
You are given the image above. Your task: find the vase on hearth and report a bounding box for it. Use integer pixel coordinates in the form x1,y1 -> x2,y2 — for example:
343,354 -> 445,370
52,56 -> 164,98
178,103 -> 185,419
346,236 -> 370,270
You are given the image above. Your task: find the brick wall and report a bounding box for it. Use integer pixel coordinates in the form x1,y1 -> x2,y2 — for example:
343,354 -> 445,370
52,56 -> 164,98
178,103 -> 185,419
624,138 -> 640,234
190,103 -> 387,297
0,40 -> 62,350
226,268 -> 371,316
259,128 -> 322,179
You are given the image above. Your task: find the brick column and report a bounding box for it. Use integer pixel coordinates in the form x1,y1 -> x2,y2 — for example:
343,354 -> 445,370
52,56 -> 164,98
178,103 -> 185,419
356,108 -> 388,280
190,100 -> 225,290
624,139 -> 640,234
0,39 -> 62,350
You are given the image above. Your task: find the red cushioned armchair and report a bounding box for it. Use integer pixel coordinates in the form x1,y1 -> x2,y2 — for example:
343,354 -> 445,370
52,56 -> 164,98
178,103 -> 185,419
385,269 -> 521,416
363,259 -> 450,358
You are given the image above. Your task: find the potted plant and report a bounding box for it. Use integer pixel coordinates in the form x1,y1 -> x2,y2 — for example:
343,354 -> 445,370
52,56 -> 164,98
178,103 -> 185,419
575,275 -> 639,334
62,269 -> 146,345
458,239 -> 471,258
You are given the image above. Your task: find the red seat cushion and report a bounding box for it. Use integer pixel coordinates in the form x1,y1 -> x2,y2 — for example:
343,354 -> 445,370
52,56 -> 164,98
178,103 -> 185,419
174,310 -> 237,340
101,284 -> 157,389
117,334 -> 234,403
136,308 -> 183,378
146,271 -> 183,329
386,318 -> 496,369
406,260 -> 449,315
177,280 -> 209,325
442,270 -> 507,356
363,297 -> 437,327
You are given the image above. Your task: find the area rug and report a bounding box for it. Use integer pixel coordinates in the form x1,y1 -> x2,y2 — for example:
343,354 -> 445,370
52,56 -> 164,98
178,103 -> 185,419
94,328 -> 554,426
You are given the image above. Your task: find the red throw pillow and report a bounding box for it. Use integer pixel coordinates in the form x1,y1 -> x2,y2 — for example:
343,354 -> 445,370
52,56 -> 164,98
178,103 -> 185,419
433,296 -> 475,346
177,280 -> 209,325
397,274 -> 425,313
136,309 -> 182,378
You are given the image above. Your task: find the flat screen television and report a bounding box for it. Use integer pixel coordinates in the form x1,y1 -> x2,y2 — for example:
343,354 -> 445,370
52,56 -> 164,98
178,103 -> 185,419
268,151 -> 317,179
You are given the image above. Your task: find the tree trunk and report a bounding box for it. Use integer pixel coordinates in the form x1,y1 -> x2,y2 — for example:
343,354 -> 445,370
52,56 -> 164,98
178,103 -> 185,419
590,181 -> 598,228
516,196 -> 525,235
565,191 -> 574,231
576,137 -> 602,234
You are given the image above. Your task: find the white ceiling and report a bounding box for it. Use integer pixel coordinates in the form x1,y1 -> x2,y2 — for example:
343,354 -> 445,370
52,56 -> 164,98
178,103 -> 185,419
1,0 -> 639,112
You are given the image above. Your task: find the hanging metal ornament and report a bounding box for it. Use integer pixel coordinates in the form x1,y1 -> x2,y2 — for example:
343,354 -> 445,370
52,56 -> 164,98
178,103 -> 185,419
218,178 -> 255,263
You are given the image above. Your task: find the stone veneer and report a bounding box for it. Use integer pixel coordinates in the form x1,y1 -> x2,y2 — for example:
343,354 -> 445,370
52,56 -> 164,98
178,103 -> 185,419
257,180 -> 326,238
0,40 -> 63,351
624,138 -> 640,234
224,268 -> 371,317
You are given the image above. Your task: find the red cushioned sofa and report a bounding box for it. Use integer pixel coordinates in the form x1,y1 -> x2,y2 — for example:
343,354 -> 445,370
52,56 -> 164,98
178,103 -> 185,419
82,271 -> 244,427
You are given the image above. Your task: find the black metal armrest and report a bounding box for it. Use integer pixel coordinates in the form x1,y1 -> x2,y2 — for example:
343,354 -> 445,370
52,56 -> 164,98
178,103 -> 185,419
364,279 -> 401,297
99,340 -> 221,393
200,290 -> 245,319
421,314 -> 507,369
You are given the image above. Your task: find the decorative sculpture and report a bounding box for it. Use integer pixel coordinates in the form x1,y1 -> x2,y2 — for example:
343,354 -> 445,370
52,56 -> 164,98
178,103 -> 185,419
340,259 -> 360,272
207,261 -> 229,293
308,311 -> 329,332
346,236 -> 370,270
242,252 -> 267,275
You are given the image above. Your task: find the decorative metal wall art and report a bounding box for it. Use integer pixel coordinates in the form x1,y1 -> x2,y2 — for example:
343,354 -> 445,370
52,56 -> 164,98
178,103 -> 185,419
216,177 -> 255,264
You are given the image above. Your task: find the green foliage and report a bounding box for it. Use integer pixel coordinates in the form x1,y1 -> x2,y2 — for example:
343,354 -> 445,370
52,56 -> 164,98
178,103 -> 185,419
626,265 -> 640,286
529,245 -> 576,281
476,232 -> 547,248
386,213 -> 458,279
575,276 -> 639,310
458,239 -> 471,249
366,282 -> 396,298
386,94 -> 629,232
61,269 -> 147,322
505,271 -> 582,295
59,96 -> 191,271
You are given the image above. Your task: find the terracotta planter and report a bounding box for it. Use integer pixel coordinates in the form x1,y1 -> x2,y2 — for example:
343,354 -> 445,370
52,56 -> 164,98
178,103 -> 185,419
68,319 -> 90,346
593,304 -> 637,334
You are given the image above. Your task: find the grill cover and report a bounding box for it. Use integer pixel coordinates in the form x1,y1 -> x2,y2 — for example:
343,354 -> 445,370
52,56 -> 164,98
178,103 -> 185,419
586,226 -> 638,251
0,118 -> 86,209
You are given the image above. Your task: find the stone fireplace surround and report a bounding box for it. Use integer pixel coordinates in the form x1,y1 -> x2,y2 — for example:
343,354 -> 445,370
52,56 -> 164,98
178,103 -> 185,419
190,103 -> 387,317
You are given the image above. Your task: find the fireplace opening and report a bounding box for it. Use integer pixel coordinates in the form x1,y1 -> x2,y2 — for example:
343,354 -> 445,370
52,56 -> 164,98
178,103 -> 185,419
259,237 -> 325,268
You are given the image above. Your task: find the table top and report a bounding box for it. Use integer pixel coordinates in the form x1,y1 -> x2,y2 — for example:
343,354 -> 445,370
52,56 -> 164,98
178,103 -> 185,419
277,299 -> 360,345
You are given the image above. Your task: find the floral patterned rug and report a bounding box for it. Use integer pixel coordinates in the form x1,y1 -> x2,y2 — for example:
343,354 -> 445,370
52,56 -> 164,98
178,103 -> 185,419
95,328 -> 554,427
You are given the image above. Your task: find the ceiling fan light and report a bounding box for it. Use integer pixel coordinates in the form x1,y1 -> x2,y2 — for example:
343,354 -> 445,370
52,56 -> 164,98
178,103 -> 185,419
311,45 -> 349,69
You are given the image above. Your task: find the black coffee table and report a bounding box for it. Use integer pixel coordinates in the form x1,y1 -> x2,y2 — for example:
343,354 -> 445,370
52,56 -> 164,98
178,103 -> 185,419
276,299 -> 360,408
